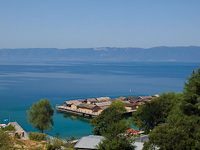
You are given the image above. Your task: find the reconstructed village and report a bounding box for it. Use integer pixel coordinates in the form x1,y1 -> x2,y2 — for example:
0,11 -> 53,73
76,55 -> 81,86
56,95 -> 159,117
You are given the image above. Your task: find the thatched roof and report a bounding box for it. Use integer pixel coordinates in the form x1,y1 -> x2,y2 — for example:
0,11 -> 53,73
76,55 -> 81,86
125,96 -> 140,101
96,97 -> 111,101
96,102 -> 111,107
123,101 -> 136,107
139,99 -> 151,103
129,99 -> 140,103
87,98 -> 97,102
77,99 -> 87,103
73,102 -> 82,106
77,103 -> 99,110
139,96 -> 153,100
152,94 -> 159,97
111,98 -> 122,102
99,106 -> 109,110
135,102 -> 145,106
63,100 -> 79,105
118,97 -> 126,100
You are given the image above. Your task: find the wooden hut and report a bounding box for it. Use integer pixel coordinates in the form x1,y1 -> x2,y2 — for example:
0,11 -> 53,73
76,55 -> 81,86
77,99 -> 87,103
124,96 -> 140,102
118,97 -> 126,101
77,103 -> 100,113
96,102 -> 111,114
87,98 -> 97,104
63,100 -> 79,107
134,102 -> 145,109
123,101 -> 137,110
71,102 -> 82,109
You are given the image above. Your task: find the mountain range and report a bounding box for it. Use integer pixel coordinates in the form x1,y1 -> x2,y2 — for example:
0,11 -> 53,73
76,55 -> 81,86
0,46 -> 200,63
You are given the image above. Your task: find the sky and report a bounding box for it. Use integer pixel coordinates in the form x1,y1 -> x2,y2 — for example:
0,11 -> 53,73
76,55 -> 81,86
0,0 -> 200,49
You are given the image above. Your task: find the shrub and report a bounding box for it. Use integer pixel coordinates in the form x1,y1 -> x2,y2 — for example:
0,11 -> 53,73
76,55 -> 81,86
0,129 -> 12,149
3,125 -> 15,131
29,132 -> 47,141
70,136 -> 75,141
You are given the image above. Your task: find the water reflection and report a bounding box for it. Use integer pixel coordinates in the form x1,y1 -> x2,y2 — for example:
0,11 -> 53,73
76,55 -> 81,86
56,111 -> 91,124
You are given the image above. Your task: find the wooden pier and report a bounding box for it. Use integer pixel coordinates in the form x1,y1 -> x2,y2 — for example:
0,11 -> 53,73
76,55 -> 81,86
56,105 -> 136,117
56,105 -> 99,117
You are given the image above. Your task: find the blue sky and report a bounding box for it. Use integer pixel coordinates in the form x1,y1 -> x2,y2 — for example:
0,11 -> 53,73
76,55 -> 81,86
0,0 -> 200,48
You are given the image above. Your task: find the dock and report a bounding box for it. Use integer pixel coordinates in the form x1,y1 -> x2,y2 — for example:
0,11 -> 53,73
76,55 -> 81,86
56,105 -> 136,117
56,95 -> 157,117
56,105 -> 99,117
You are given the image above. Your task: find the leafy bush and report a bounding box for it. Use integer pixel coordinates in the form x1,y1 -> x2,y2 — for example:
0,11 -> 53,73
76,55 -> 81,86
0,129 -> 12,149
3,125 -> 15,131
70,136 -> 75,141
29,132 -> 47,141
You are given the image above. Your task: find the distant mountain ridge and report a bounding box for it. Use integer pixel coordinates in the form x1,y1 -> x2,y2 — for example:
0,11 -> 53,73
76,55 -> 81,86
0,46 -> 200,63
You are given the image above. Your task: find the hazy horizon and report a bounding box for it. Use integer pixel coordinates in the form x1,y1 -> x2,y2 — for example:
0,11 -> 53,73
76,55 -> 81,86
1,45 -> 200,50
1,0 -> 200,49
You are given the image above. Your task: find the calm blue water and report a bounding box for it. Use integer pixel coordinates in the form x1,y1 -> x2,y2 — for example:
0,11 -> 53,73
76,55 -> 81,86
0,61 -> 199,139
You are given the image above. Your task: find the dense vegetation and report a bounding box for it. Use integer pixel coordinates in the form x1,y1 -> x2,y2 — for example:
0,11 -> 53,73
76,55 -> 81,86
29,132 -> 47,141
132,67 -> 200,149
3,125 -> 15,131
0,129 -> 12,149
90,101 -> 135,150
27,99 -> 54,133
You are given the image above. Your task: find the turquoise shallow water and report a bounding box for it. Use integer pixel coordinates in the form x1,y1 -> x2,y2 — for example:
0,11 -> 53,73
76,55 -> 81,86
0,61 -> 199,139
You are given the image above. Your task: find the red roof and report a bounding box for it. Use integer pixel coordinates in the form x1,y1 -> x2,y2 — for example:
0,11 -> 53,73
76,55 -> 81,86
126,128 -> 140,134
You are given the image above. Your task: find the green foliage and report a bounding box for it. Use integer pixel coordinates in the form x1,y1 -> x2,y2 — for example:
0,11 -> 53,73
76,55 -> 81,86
90,106 -> 130,137
144,67 -> 200,150
110,100 -> 126,113
46,138 -> 73,150
132,92 -> 178,133
3,125 -> 15,131
91,101 -> 134,149
27,99 -> 54,133
144,113 -> 200,150
96,136 -> 135,150
70,136 -> 75,141
182,68 -> 200,116
0,129 -> 12,149
29,132 -> 47,141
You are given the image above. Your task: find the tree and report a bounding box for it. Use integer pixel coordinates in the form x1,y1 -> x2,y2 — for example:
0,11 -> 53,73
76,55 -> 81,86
90,100 -> 128,136
181,68 -> 200,116
110,100 -> 126,113
132,92 -> 178,133
0,129 -> 12,149
97,136 -> 135,150
143,108 -> 200,150
144,67 -> 200,149
27,99 -> 54,133
90,105 -> 130,136
91,101 -> 135,150
70,136 -> 75,141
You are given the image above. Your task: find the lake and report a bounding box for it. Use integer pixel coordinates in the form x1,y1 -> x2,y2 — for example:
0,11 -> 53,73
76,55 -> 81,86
0,61 -> 199,139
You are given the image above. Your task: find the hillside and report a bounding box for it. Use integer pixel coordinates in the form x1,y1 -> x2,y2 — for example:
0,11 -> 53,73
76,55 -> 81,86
0,46 -> 200,63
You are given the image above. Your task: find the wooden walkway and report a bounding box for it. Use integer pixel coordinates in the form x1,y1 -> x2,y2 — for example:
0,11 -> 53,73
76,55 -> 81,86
56,105 -> 99,117
56,105 -> 136,117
